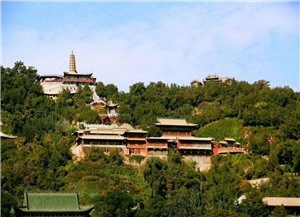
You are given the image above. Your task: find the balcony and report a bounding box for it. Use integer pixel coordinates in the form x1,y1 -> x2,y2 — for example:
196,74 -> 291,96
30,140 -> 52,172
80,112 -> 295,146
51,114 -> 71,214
62,78 -> 94,82
215,147 -> 245,154
178,144 -> 212,150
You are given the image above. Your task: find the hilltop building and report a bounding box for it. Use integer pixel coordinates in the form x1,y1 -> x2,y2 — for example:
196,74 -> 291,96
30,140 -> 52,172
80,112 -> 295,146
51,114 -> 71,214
39,51 -> 119,122
63,51 -> 96,85
202,75 -> 233,85
190,80 -> 203,87
14,192 -> 93,217
39,51 -> 96,100
89,96 -> 119,124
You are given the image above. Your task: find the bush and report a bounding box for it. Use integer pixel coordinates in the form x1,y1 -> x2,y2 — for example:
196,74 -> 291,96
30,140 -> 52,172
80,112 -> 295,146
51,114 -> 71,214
129,155 -> 146,164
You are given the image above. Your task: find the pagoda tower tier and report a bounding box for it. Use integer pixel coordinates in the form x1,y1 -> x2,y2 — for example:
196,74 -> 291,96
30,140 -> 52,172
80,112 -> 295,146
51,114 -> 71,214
62,51 -> 96,85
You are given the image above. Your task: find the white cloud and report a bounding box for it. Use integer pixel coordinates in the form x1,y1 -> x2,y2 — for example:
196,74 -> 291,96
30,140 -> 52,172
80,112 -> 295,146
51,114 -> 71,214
3,3 -> 299,91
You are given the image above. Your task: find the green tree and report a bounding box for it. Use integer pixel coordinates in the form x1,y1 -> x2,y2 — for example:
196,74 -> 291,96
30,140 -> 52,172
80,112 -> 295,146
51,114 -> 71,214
1,190 -> 17,217
130,82 -> 146,96
92,191 -> 136,217
143,158 -> 167,197
106,84 -> 118,98
96,81 -> 107,98
165,188 -> 204,217
239,188 -> 269,217
135,195 -> 167,217
271,205 -> 287,217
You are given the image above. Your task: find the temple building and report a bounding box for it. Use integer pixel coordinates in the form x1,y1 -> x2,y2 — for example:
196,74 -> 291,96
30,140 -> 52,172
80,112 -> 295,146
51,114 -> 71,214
202,75 -> 233,85
212,138 -> 244,154
39,51 -> 96,100
89,94 -> 119,124
71,118 -> 213,160
101,100 -> 119,124
14,192 -> 93,217
62,52 -> 96,85
72,123 -> 147,157
72,124 -> 130,157
124,129 -> 148,156
39,51 -> 119,122
71,118 -> 244,171
146,118 -> 213,171
106,100 -> 118,116
190,80 -> 203,87
148,118 -> 213,157
146,137 -> 169,157
70,118 -> 239,171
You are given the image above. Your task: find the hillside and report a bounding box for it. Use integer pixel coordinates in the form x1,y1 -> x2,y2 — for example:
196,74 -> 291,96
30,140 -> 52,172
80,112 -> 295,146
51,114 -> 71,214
193,118 -> 244,142
1,62 -> 300,217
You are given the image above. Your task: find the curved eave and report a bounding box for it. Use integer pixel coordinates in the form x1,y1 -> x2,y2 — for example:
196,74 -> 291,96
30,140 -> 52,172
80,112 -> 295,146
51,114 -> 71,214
146,137 -> 169,141
178,137 -> 213,142
64,72 -> 93,76
15,207 -> 94,214
155,124 -> 197,127
39,74 -> 63,78
127,139 -> 147,142
125,131 -> 148,135
178,146 -> 212,150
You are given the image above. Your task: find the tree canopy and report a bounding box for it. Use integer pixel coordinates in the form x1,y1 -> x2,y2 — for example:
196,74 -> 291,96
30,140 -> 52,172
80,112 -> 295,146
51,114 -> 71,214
1,62 -> 299,217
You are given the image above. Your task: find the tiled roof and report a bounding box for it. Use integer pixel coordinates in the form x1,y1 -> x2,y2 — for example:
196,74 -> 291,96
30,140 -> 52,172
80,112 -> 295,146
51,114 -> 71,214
106,100 -> 118,107
121,123 -> 134,130
190,80 -> 201,84
127,138 -> 147,142
224,138 -> 236,142
205,75 -> 219,79
146,137 -> 171,140
0,131 -> 17,139
79,135 -> 125,140
83,144 -> 125,148
39,74 -> 63,78
64,72 -> 93,76
24,192 -> 80,211
147,136 -> 213,142
263,197 -> 300,207
126,129 -> 148,134
156,118 -> 197,127
76,124 -> 131,135
16,192 -> 94,214
177,136 -> 213,141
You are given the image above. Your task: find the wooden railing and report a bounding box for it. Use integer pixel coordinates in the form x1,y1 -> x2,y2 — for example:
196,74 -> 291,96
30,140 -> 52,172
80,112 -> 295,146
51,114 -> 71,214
214,147 -> 244,154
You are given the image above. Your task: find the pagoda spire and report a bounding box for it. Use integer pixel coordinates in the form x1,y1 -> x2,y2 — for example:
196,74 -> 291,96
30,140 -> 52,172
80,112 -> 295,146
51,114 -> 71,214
69,51 -> 77,74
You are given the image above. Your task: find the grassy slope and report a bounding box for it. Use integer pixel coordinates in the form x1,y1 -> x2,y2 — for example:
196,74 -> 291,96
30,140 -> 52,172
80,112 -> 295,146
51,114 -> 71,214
193,118 -> 244,142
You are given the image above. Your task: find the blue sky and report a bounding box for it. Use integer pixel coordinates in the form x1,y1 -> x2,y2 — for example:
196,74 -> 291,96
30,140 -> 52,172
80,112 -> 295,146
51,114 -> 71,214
2,1 -> 299,92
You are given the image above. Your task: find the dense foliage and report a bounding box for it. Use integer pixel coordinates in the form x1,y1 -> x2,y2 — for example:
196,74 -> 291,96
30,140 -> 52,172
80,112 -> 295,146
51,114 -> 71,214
111,81 -> 299,140
1,62 -> 300,216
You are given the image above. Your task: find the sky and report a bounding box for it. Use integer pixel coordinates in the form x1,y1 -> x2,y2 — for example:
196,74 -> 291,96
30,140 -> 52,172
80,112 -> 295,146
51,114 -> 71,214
2,1 -> 299,92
